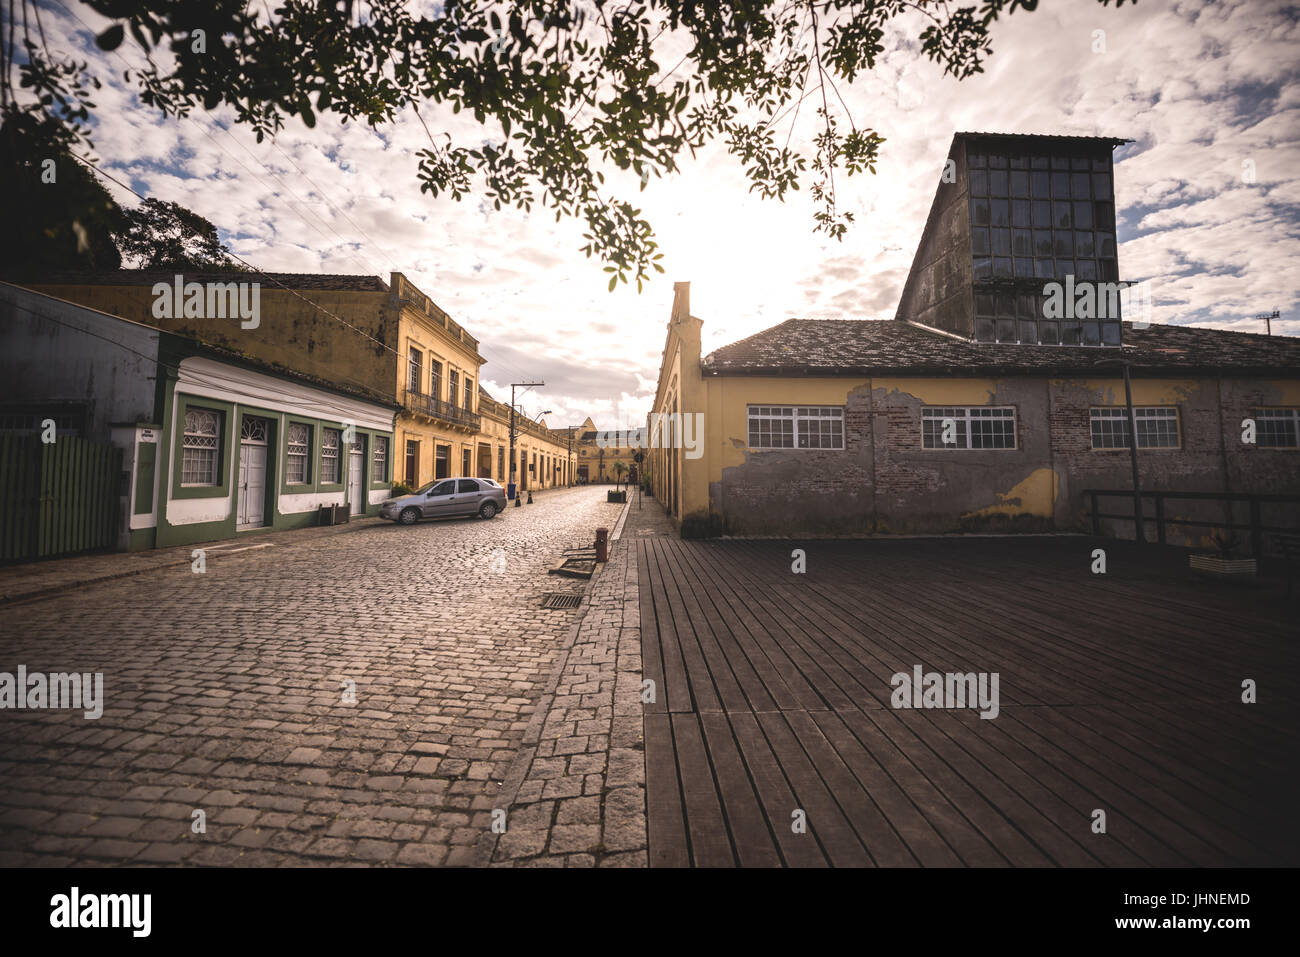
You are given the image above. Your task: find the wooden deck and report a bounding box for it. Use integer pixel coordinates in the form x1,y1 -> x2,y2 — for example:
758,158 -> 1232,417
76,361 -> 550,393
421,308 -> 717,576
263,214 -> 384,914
637,536 -> 1300,867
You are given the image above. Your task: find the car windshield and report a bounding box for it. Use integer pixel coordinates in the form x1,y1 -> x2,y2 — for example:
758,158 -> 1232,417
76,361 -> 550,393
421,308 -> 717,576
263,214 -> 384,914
412,481 -> 439,495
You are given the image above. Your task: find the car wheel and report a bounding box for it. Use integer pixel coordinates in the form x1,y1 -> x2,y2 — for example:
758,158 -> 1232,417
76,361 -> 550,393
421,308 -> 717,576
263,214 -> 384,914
480,501 -> 498,520
398,507 -> 420,526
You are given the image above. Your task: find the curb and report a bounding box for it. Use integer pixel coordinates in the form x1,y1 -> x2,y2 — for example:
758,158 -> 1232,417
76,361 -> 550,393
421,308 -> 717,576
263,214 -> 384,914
472,495 -> 633,866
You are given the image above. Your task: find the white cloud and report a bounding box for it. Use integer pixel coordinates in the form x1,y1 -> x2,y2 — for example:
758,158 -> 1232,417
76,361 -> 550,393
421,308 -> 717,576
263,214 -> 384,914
31,0 -> 1300,427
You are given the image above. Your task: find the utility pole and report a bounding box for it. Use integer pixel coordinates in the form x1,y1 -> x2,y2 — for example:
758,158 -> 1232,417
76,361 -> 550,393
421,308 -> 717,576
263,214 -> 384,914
1255,310 -> 1279,336
510,380 -> 544,500
1094,358 -> 1144,544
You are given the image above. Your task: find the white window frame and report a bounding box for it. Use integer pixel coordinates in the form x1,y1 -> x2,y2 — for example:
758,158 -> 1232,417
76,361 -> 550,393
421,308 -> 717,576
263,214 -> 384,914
1089,406 -> 1180,450
746,405 -> 845,450
372,436 -> 389,482
921,407 -> 1017,450
181,407 -> 222,486
1253,408 -> 1299,449
286,422 -> 312,484
407,347 -> 423,394
320,428 -> 341,484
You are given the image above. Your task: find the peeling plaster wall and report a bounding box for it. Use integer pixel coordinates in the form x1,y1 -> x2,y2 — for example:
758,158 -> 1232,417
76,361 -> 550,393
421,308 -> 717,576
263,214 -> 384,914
708,373 -> 1300,539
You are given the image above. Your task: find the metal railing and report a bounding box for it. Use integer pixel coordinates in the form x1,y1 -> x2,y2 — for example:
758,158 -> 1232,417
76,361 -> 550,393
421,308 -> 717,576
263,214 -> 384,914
401,388 -> 481,431
1084,488 -> 1300,557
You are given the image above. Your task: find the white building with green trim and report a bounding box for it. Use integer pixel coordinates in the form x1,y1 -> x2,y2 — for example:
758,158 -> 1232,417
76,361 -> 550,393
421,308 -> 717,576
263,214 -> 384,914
1,283 -> 398,553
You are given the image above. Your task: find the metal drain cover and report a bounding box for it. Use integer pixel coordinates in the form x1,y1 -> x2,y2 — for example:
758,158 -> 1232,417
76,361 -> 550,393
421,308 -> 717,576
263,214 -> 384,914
541,592 -> 583,609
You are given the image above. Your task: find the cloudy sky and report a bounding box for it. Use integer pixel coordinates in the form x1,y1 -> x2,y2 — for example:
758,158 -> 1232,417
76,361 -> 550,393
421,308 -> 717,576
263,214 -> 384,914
35,0 -> 1300,429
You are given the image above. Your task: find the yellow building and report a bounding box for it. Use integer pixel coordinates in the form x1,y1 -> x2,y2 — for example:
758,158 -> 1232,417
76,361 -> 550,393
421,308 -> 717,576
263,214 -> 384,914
648,134 -> 1300,539
569,417 -> 641,484
388,274 -> 575,493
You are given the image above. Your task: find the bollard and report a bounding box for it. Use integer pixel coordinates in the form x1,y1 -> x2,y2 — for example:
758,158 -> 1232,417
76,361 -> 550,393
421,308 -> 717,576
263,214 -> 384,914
595,527 -> 609,563
527,491 -> 534,504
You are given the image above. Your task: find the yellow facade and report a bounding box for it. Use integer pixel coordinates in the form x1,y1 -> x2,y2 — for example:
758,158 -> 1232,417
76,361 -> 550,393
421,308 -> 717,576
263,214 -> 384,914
390,273 -> 575,492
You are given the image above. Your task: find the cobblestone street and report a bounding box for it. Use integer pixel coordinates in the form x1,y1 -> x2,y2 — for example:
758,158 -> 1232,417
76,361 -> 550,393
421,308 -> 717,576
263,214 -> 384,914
0,486 -> 626,866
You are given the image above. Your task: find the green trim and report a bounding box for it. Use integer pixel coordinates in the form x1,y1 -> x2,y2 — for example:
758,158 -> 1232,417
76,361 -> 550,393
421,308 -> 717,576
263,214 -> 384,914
235,405 -> 280,529
127,526 -> 157,551
317,424 -> 345,493
171,394 -> 235,501
369,431 -> 393,489
279,416 -> 317,495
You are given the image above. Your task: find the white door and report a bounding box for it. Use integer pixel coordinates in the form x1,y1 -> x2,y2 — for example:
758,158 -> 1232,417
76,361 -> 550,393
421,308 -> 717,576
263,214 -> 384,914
348,439 -> 365,515
238,416 -> 268,528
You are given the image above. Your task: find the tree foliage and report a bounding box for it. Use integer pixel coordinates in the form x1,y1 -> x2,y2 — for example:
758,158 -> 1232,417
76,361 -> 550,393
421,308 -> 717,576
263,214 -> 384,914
114,198 -> 241,270
2,0 -> 1133,288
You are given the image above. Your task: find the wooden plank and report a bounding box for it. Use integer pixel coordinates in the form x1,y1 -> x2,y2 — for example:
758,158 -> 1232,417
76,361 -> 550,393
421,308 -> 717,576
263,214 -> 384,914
754,712 -> 874,867
643,713 -> 689,867
670,713 -> 735,866
699,713 -> 782,867
642,539 -> 693,713
636,540 -> 667,715
728,712 -> 828,867
783,710 -> 917,866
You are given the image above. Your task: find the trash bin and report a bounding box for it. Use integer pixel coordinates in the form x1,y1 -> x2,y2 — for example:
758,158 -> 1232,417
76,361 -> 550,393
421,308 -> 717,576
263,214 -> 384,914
318,504 -> 336,526
507,482 -> 517,501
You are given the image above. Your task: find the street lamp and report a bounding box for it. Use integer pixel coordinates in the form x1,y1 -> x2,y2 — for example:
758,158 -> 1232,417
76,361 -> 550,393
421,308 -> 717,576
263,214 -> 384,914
1093,356 -> 1144,544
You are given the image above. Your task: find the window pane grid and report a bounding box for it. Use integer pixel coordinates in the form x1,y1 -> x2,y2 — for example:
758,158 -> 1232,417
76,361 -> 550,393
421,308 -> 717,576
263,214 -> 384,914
286,422 -> 311,484
372,436 -> 388,482
922,407 -> 1016,450
321,429 -> 341,484
1254,408 -> 1300,448
1089,407 -> 1179,449
182,408 -> 221,486
747,406 -> 844,450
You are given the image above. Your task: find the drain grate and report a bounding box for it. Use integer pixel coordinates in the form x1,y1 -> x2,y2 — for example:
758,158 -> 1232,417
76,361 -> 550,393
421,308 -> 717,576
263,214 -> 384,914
541,591 -> 583,610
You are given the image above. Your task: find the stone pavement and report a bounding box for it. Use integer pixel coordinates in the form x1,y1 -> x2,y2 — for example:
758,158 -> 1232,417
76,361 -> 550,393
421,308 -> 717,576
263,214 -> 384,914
479,488 -> 674,866
0,486 -> 625,866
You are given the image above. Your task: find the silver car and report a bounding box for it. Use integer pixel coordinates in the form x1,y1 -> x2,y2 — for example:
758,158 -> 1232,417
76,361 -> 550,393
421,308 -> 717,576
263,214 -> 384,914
380,477 -> 507,525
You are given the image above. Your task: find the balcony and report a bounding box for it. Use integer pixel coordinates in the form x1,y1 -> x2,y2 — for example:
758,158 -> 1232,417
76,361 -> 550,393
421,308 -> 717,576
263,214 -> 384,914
402,388 -> 481,432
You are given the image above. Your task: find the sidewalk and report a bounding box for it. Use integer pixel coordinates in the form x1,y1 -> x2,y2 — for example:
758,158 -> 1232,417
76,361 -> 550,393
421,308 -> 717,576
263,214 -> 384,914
476,488 -> 673,866
0,516 -> 385,605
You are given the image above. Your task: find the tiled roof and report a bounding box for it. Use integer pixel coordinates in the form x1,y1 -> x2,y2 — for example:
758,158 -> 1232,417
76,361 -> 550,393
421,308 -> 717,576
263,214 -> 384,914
702,319 -> 1300,377
954,131 -> 1131,147
11,269 -> 388,292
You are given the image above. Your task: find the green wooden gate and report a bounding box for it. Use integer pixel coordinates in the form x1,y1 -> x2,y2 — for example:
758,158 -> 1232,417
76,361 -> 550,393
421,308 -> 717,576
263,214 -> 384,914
0,433 -> 122,562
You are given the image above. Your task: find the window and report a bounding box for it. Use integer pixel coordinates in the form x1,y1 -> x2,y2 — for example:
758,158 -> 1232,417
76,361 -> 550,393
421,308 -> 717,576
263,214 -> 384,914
746,406 -> 845,450
430,360 -> 441,400
182,407 -> 222,485
449,370 -> 459,408
286,422 -> 312,483
430,480 -> 455,496
372,436 -> 389,482
405,439 -> 419,485
464,377 -> 473,410
408,348 -> 423,394
922,407 -> 1017,449
457,479 -> 479,493
462,448 -> 471,476
1255,408 -> 1300,448
1090,407 -> 1180,449
321,428 -> 341,483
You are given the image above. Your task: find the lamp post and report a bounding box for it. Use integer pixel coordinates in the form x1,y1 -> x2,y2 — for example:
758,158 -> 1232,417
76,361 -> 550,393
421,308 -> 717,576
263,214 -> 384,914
1094,357 -> 1144,544
509,381 -> 544,500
